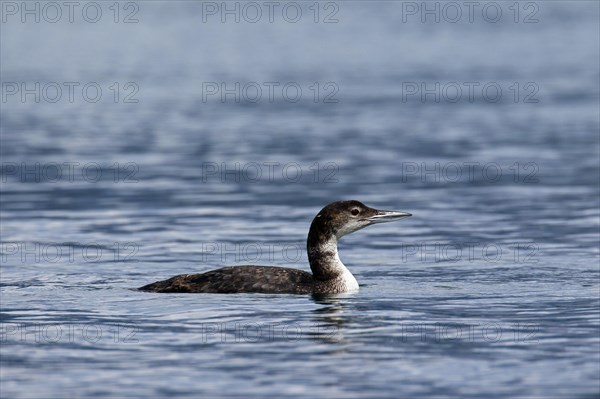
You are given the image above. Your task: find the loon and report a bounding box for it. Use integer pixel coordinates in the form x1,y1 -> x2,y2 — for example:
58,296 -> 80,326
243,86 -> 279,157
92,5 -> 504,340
138,200 -> 411,294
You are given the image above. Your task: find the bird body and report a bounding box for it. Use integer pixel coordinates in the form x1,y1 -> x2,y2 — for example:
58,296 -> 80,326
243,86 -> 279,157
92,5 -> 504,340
138,200 -> 411,294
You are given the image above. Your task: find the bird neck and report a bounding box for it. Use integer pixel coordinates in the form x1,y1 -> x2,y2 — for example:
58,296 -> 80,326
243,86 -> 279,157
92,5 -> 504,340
307,218 -> 351,281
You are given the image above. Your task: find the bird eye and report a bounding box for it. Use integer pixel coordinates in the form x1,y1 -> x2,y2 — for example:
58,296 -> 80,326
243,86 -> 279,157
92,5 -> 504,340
351,208 -> 360,216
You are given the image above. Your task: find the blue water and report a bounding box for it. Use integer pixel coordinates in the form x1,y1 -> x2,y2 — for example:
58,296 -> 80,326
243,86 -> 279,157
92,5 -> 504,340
1,1 -> 599,398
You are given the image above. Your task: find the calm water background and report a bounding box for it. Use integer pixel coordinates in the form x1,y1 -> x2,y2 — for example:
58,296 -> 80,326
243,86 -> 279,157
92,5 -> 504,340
1,1 -> 599,398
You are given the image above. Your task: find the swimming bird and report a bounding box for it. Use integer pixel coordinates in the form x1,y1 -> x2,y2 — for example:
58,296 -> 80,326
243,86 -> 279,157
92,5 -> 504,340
138,200 -> 411,294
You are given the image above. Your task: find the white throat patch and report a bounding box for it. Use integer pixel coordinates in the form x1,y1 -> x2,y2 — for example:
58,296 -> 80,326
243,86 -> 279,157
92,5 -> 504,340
319,236 -> 359,292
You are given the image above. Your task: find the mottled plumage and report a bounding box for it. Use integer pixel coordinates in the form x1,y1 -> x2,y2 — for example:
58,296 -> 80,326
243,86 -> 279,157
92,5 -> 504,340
138,200 -> 411,294
139,266 -> 315,294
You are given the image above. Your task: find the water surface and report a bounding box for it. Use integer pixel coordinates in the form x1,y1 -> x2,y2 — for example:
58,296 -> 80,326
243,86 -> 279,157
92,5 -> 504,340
1,2 -> 599,398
